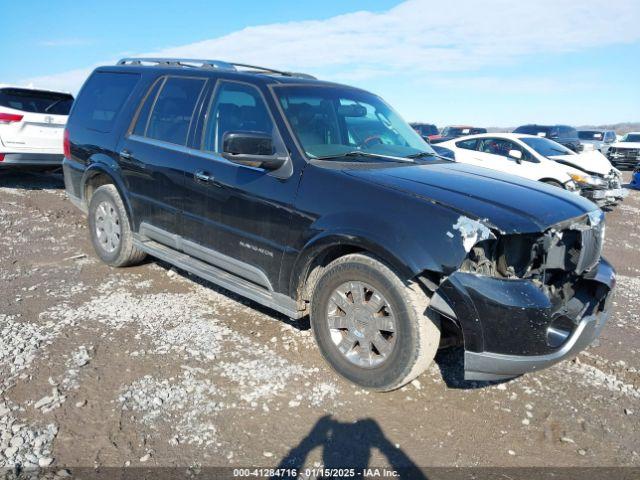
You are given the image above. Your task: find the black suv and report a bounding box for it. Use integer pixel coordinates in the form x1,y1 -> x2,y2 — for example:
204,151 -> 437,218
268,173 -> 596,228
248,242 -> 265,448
513,124 -> 582,152
63,58 -> 615,390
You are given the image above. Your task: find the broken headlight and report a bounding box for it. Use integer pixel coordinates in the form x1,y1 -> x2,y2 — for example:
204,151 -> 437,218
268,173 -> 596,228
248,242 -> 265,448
569,172 -> 607,188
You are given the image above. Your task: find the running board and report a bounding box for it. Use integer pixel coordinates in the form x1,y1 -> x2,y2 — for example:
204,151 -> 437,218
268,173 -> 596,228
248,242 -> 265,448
134,238 -> 302,319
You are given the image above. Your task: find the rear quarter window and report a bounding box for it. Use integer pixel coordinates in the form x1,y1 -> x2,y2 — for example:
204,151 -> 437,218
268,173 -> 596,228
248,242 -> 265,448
72,71 -> 140,133
456,139 -> 478,150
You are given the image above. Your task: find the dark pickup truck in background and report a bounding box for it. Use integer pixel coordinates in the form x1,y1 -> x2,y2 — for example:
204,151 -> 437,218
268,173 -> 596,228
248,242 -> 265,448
62,58 -> 615,390
513,124 -> 582,152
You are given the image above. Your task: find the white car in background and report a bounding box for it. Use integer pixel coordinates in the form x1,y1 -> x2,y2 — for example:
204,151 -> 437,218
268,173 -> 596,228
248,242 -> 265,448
607,132 -> 640,169
439,133 -> 627,206
0,85 -> 73,169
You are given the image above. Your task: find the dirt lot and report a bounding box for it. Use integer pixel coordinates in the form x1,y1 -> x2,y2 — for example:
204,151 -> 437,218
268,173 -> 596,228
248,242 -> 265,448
0,169 -> 639,473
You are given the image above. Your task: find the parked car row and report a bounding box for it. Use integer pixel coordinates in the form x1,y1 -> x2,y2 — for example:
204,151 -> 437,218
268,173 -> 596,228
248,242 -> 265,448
412,123 -> 640,170
438,133 -> 627,207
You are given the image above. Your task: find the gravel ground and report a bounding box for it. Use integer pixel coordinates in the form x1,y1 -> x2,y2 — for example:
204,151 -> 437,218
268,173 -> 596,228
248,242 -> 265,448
0,169 -> 639,471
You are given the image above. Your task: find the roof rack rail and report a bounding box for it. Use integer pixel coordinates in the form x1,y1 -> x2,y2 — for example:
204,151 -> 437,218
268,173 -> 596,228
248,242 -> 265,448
117,58 -> 237,70
116,58 -> 316,79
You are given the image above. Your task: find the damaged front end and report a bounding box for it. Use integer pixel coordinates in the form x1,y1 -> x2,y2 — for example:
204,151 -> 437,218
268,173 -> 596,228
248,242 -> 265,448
575,169 -> 628,206
428,211 -> 615,381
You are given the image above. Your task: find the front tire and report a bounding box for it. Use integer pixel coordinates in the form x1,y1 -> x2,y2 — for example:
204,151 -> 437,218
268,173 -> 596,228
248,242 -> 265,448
88,184 -> 146,267
310,253 -> 440,391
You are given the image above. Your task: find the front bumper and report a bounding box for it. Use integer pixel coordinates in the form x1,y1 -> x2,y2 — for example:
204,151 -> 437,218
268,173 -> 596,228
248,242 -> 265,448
0,152 -> 63,168
608,153 -> 640,169
584,187 -> 629,205
430,258 -> 615,381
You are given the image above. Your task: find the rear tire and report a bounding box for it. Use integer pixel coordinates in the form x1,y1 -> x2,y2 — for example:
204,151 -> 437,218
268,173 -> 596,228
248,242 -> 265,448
88,184 -> 146,267
310,253 -> 440,391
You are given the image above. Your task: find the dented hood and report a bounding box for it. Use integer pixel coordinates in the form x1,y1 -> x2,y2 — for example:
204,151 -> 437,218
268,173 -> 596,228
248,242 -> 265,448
548,150 -> 615,176
345,162 -> 596,234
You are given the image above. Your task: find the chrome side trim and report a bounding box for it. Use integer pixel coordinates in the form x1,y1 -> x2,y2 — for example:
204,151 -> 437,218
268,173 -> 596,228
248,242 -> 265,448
139,222 -> 272,290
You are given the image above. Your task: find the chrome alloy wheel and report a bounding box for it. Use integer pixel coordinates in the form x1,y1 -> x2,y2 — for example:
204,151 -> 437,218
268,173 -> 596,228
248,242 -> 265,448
326,281 -> 397,368
94,200 -> 121,253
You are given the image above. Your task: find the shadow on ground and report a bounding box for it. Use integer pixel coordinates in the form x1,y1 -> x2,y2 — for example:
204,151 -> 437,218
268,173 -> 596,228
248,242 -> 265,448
275,415 -> 428,479
0,169 -> 64,190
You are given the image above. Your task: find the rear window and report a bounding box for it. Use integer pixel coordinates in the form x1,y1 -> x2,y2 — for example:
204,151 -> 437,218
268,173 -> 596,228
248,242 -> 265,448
559,126 -> 578,138
578,130 -> 603,140
514,125 -> 551,136
73,71 -> 140,133
0,88 -> 74,115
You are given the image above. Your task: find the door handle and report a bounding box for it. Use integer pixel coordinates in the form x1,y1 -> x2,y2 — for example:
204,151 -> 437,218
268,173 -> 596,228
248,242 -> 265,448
120,150 -> 133,160
194,170 -> 214,183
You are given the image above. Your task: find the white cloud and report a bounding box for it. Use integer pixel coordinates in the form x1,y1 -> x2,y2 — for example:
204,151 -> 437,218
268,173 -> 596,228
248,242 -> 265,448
20,0 -> 640,94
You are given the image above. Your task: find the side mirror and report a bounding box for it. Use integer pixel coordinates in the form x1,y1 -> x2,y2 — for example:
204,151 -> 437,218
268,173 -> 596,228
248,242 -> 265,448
508,149 -> 523,163
222,131 -> 287,171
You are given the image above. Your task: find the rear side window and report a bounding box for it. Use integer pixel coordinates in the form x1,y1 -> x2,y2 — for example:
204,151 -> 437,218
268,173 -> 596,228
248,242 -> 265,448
145,77 -> 205,145
456,139 -> 477,150
73,72 -> 140,132
131,78 -> 163,136
0,88 -> 74,115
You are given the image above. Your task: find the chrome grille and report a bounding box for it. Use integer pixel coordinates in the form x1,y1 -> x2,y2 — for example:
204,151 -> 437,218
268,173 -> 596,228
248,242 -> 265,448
609,147 -> 640,160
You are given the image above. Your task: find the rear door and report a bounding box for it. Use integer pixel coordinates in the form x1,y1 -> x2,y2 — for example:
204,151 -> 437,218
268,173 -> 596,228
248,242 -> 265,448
119,75 -> 207,237
0,88 -> 73,152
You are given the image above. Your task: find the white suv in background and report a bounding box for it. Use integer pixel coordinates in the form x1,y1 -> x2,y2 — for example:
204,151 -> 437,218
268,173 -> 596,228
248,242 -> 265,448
0,85 -> 73,169
439,133 -> 626,206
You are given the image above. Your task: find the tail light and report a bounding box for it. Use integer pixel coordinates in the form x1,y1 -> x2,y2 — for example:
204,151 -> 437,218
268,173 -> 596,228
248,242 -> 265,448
0,113 -> 23,123
63,128 -> 71,158
0,154 -> 5,162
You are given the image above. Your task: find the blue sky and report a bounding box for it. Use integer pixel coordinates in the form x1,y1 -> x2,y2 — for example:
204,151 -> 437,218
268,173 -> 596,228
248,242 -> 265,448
2,0 -> 639,126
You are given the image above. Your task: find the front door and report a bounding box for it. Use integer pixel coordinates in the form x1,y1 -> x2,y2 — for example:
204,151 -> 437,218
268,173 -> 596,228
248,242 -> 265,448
181,80 -> 300,291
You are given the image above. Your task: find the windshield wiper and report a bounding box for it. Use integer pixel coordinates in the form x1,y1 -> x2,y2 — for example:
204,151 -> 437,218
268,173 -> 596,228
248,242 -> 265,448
406,151 -> 453,162
311,151 -> 415,163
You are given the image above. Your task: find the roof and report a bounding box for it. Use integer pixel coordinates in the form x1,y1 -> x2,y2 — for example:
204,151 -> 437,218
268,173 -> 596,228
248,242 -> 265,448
102,58 -> 360,91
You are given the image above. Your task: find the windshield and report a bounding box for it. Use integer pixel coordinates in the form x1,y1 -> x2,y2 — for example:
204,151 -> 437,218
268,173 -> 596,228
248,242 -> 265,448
621,133 -> 640,142
275,85 -> 433,160
578,130 -> 603,140
521,137 -> 574,156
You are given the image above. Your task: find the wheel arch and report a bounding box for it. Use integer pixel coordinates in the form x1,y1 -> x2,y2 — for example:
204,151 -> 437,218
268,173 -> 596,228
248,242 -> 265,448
290,231 -> 427,308
81,158 -> 135,227
539,177 -> 566,188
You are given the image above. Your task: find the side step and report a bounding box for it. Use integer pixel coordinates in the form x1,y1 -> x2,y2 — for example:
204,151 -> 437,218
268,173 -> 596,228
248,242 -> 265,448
134,238 -> 302,319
